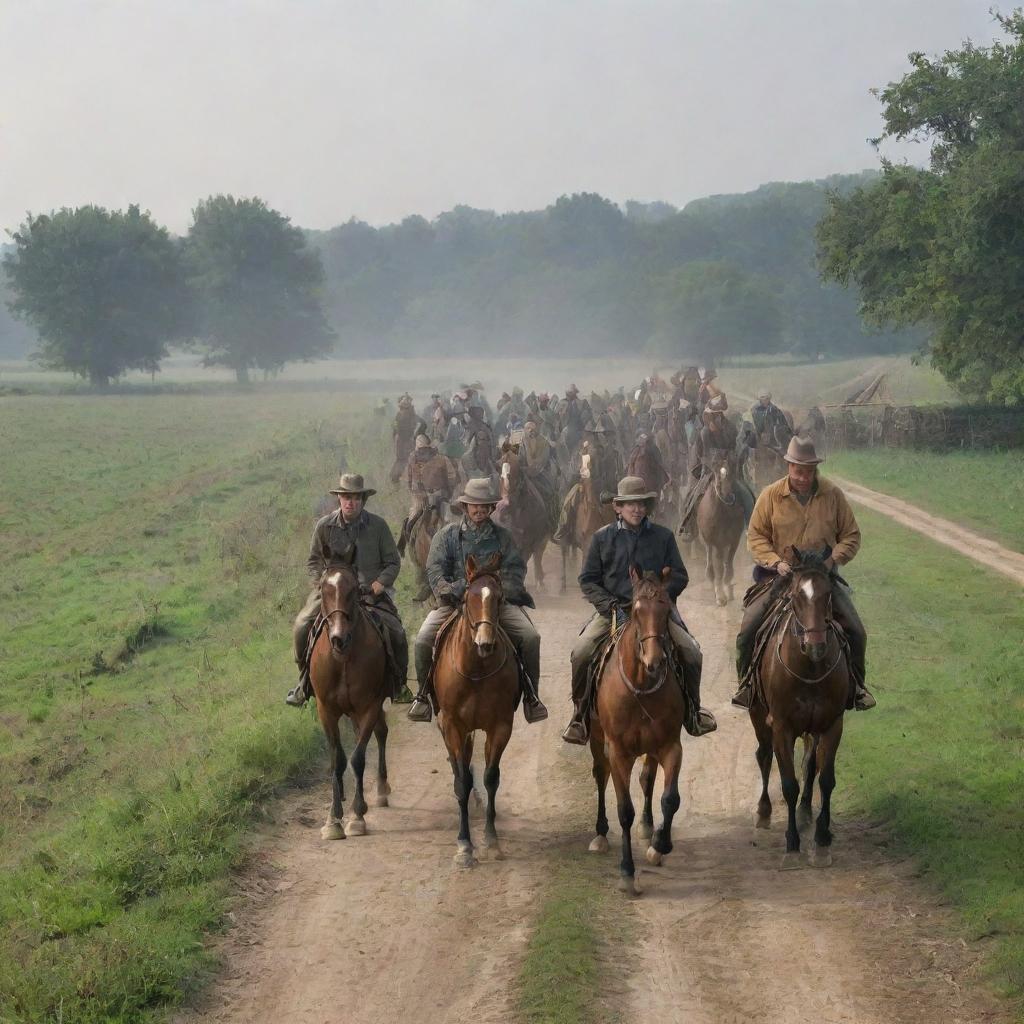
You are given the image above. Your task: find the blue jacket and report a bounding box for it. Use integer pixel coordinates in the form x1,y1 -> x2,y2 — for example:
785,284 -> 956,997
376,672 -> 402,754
426,517 -> 533,606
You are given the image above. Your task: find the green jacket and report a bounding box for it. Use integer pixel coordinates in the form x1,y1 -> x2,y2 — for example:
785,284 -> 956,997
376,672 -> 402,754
425,517 -> 533,606
306,509 -> 401,588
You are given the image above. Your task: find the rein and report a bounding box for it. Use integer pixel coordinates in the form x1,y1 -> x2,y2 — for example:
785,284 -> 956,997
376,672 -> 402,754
774,608 -> 844,684
615,620 -> 668,720
452,576 -> 511,681
713,470 -> 737,507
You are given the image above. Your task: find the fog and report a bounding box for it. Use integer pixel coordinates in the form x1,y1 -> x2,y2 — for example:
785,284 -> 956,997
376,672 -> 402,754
0,1 -> 999,234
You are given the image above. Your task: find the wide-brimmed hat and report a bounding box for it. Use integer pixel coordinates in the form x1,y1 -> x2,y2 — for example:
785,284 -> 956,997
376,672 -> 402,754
706,394 -> 727,413
329,473 -> 377,497
456,477 -> 501,506
610,476 -> 659,504
566,384 -> 580,396
414,434 -> 432,449
584,420 -> 609,433
757,387 -> 772,400
783,436 -> 824,466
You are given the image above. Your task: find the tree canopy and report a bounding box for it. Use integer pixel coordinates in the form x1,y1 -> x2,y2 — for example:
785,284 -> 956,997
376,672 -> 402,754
3,206 -> 189,386
185,196 -> 335,382
817,13 -> 1024,404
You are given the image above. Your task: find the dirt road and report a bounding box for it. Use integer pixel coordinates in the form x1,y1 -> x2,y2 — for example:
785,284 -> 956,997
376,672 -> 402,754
833,476 -> 1024,586
177,554 -> 1005,1024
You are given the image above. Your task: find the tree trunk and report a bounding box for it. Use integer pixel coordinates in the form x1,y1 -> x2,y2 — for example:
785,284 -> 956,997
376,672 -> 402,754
89,371 -> 110,390
236,366 -> 250,384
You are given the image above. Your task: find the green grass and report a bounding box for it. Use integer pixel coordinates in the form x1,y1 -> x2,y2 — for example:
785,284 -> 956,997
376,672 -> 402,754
827,448 -> 1024,551
840,508 -> 1024,1004
0,389 -> 422,1023
517,853 -> 623,1024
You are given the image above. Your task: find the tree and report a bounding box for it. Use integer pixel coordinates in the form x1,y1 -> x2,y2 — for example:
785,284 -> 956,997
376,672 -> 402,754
185,196 -> 334,382
3,206 -> 188,387
652,260 -> 783,361
817,14 -> 1024,403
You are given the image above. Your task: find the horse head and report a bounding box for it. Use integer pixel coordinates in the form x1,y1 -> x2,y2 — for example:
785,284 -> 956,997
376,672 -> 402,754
320,546 -> 360,656
710,449 -> 736,502
499,449 -> 522,500
464,553 -> 503,657
628,564 -> 673,676
787,545 -> 834,662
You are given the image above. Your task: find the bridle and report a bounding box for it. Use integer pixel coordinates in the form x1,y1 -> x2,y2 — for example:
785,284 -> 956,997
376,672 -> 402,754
615,587 -> 671,713
455,573 -> 510,680
774,573 -> 842,683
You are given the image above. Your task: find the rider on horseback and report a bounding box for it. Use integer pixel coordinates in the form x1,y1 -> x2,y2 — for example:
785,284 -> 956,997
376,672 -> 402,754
286,474 -> 409,708
731,437 -> 875,712
750,389 -> 793,452
561,476 -> 719,745
407,478 -> 549,725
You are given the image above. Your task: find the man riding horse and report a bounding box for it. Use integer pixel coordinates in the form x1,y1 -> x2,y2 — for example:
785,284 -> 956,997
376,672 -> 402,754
731,436 -> 875,712
461,400 -> 497,480
561,476 -> 718,744
286,474 -> 409,708
407,477 -> 548,724
750,389 -> 793,452
678,395 -> 756,540
398,433 -> 458,600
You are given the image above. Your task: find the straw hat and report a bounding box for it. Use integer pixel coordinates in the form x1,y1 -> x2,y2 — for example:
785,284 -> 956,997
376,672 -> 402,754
329,473 -> 377,497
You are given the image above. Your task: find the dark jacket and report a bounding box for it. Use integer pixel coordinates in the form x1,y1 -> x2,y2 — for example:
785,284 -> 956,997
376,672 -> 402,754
306,509 -> 401,588
426,517 -> 533,606
579,518 -> 688,613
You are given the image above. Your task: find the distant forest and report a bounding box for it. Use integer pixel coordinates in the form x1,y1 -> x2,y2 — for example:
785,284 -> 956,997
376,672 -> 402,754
308,170 -> 917,360
1,171 -> 917,362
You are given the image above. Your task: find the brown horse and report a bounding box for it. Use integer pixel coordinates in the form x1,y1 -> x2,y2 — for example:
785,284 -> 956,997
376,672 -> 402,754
588,567 -> 686,895
557,450 -> 616,592
749,546 -> 849,868
309,556 -> 392,841
695,452 -> 745,606
495,447 -> 552,590
433,553 -> 520,867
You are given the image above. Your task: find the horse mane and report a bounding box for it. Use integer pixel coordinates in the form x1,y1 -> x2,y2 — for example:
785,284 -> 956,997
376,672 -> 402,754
789,545 -> 832,574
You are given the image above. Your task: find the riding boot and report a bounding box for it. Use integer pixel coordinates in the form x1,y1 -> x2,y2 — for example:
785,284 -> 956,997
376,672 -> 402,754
561,659 -> 593,745
681,669 -> 717,737
407,644 -> 433,723
285,664 -> 312,708
396,517 -> 410,557
731,680 -> 754,709
518,646 -> 548,724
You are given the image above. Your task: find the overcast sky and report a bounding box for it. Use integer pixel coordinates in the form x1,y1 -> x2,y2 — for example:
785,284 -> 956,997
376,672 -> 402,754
0,1 -> 1001,234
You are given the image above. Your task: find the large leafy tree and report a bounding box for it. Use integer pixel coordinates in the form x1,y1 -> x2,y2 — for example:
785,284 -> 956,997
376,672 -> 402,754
185,196 -> 334,382
817,13 -> 1024,403
3,206 -> 188,387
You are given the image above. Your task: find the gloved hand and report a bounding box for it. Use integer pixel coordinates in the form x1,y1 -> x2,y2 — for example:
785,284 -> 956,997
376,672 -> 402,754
451,580 -> 467,601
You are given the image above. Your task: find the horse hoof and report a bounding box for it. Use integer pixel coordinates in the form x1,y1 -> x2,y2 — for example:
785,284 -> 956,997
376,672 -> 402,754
755,815 -> 771,830
588,835 -> 609,854
638,821 -> 653,840
453,850 -> 478,868
344,818 -> 367,837
811,847 -> 833,868
380,781 -> 392,797
483,841 -> 505,861
780,851 -> 803,871
617,874 -> 641,897
320,820 -> 345,841
716,595 -> 727,607
645,847 -> 663,866
375,794 -> 390,808
472,790 -> 484,809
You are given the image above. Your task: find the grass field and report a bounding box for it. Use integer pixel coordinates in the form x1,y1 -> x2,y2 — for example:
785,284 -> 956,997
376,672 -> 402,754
0,390 -> 420,1023
841,508 -> 1024,1002
826,448 -> 1024,552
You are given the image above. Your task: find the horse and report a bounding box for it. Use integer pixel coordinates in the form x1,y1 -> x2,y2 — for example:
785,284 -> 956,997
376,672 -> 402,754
555,449 -> 616,592
494,446 -> 552,590
407,495 -> 446,605
695,451 -> 745,606
748,546 -> 849,868
432,553 -> 521,867
587,567 -> 686,895
309,554 -> 392,841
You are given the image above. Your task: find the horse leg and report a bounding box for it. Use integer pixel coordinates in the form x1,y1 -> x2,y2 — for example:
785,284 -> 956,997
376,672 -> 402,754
609,748 -> 639,895
638,754 -> 656,840
712,545 -> 727,606
797,734 -> 817,831
560,543 -> 569,595
345,708 -> 378,836
648,741 -> 682,865
534,537 -> 547,591
482,722 -> 512,859
318,706 -> 348,841
773,727 -> 802,867
750,706 -> 773,827
443,719 -> 477,867
588,724 -> 610,854
812,717 -> 844,867
725,541 -> 737,603
373,711 -> 391,807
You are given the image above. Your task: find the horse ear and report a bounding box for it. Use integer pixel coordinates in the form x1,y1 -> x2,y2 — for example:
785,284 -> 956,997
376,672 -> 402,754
465,554 -> 478,579
629,564 -> 641,585
484,552 -> 502,574
820,544 -> 833,563
660,566 -> 672,583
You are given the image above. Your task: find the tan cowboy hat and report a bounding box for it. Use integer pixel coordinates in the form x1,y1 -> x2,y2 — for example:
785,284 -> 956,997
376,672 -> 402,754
329,473 -> 377,496
610,476 -> 659,504
757,387 -> 772,400
414,434 -> 432,449
783,436 -> 824,466
456,477 -> 501,506
706,394 -> 727,413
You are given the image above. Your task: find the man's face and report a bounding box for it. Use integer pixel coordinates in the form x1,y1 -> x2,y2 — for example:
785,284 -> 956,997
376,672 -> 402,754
616,500 -> 647,527
787,464 -> 816,494
465,502 -> 492,525
338,494 -> 365,521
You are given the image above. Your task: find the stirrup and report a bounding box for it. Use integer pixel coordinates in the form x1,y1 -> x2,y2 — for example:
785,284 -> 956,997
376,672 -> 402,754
561,719 -> 589,745
285,683 -> 309,708
523,698 -> 548,724
854,687 -> 876,711
730,685 -> 753,709
407,697 -> 432,722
